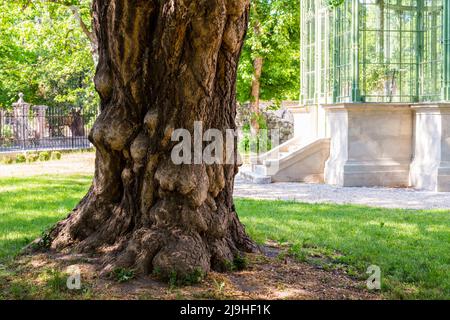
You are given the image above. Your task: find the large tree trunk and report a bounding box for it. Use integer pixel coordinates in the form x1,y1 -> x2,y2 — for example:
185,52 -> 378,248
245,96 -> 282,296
49,0 -> 256,280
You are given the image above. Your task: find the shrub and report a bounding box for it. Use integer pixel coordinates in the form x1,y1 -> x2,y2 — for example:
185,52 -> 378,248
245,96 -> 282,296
50,151 -> 62,160
238,133 -> 250,153
1,157 -> 14,164
153,267 -> 205,287
112,268 -> 135,283
35,230 -> 52,249
26,153 -> 39,162
182,268 -> 205,285
233,254 -> 248,271
38,151 -> 50,161
2,125 -> 13,139
166,268 -> 205,287
15,154 -> 26,163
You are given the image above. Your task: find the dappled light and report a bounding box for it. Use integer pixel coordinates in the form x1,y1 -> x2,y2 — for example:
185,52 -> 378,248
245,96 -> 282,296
236,199 -> 450,299
0,175 -> 91,262
0,0 -> 449,304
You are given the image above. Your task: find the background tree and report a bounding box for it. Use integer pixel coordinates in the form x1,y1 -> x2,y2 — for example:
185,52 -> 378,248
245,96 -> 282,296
48,0 -> 256,280
0,0 -> 97,114
237,0 -> 300,120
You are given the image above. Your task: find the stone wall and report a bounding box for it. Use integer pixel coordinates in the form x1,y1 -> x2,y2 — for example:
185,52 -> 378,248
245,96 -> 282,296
410,104 -> 450,192
324,104 -> 413,188
322,102 -> 450,192
236,102 -> 294,144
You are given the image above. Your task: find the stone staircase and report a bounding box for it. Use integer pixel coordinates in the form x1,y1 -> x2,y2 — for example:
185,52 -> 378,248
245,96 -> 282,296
239,137 -> 330,184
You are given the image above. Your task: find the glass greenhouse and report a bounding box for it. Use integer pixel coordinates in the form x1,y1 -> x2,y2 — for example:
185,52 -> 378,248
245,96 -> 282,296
301,0 -> 450,105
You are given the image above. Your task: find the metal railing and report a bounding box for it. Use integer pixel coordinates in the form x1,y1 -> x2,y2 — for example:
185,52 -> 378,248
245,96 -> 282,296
0,105 -> 96,153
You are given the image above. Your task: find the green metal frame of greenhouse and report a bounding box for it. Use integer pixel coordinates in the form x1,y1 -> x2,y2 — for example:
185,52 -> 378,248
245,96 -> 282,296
301,0 -> 450,105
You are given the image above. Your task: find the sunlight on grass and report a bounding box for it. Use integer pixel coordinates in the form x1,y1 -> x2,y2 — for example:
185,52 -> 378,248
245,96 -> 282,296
0,175 -> 92,262
0,174 -> 449,299
235,199 -> 450,299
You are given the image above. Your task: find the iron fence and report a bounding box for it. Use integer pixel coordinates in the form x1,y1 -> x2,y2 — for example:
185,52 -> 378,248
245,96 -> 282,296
0,105 -> 97,153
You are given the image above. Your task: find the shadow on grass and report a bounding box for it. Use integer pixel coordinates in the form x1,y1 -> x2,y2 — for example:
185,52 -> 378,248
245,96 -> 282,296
235,199 -> 450,299
1,176 -> 449,299
0,174 -> 92,262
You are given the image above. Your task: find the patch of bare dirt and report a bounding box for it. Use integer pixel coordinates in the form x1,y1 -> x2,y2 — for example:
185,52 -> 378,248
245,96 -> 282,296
1,245 -> 381,300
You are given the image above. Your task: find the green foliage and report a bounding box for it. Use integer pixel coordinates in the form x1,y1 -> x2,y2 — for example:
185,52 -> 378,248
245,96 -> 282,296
251,112 -> 269,130
222,254 -> 249,272
238,133 -> 250,153
239,133 -> 272,154
237,0 -> 300,103
238,120 -> 272,154
8,282 -> 33,299
287,243 -> 307,262
211,279 -> 226,298
7,151 -> 62,164
232,254 -> 248,271
0,0 -> 98,114
15,154 -> 26,163
167,270 -> 178,288
26,153 -> 39,162
327,0 -> 345,7
167,268 -> 205,287
1,156 -> 14,164
35,230 -> 52,250
152,266 -> 162,278
44,269 -> 68,292
365,64 -> 390,96
112,268 -> 135,283
38,151 -> 50,161
50,151 -> 62,160
1,125 -> 13,138
238,112 -> 271,153
182,268 -> 205,286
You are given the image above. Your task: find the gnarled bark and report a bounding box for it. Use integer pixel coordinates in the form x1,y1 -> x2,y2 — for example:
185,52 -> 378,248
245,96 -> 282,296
49,0 -> 256,279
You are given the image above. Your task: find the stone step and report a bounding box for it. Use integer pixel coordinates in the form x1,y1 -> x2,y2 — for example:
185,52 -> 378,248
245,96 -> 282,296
238,169 -> 272,184
279,152 -> 290,159
254,164 -> 268,176
263,151 -> 290,162
288,145 -> 301,153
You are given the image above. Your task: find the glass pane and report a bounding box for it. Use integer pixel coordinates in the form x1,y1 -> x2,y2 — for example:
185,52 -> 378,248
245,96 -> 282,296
300,0 -> 445,104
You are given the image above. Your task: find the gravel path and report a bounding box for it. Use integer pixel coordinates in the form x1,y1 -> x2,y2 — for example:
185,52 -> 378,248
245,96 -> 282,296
0,152 -> 95,178
234,177 -> 450,210
2,152 -> 449,210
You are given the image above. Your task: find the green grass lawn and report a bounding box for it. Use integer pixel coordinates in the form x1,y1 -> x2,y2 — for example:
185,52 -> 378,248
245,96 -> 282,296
0,175 -> 91,263
0,175 -> 449,299
236,200 -> 450,299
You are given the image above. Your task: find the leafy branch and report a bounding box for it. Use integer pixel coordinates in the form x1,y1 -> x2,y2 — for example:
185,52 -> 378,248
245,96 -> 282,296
328,0 -> 345,7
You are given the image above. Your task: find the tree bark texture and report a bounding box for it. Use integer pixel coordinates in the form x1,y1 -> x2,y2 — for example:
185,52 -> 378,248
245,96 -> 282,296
50,0 -> 256,279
